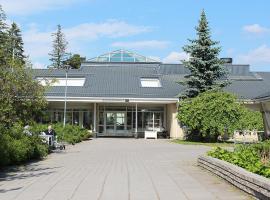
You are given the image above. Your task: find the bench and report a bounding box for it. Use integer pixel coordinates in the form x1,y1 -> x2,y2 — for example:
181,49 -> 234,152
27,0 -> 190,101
144,130 -> 158,139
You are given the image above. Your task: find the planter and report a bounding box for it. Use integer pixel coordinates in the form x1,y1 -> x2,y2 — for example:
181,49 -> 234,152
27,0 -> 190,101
198,155 -> 270,199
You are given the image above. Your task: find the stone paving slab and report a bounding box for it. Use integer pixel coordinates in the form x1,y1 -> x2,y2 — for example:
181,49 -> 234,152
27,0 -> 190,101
0,139 -> 251,200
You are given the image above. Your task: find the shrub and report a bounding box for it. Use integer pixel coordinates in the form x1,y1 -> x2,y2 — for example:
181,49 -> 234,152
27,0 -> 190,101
236,107 -> 264,131
178,90 -> 263,141
0,122 -> 90,167
0,123 -> 49,167
208,141 -> 270,178
31,123 -> 91,144
0,133 -> 13,166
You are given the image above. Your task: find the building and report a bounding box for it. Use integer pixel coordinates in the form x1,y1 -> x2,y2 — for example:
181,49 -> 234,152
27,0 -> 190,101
34,50 -> 270,138
252,93 -> 270,137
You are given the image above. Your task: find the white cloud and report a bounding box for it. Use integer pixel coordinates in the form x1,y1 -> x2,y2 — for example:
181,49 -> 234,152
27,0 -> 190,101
0,0 -> 82,15
65,20 -> 150,40
23,25 -> 52,60
111,40 -> 169,49
236,45 -> 270,65
148,56 -> 161,62
32,62 -> 47,69
163,51 -> 189,63
22,20 -> 151,62
243,24 -> 269,34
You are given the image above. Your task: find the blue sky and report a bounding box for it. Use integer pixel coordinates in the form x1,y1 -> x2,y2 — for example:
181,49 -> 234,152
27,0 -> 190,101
1,0 -> 270,71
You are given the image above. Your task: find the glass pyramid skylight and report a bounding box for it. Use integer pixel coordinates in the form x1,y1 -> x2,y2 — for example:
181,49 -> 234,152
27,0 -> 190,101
88,49 -> 159,63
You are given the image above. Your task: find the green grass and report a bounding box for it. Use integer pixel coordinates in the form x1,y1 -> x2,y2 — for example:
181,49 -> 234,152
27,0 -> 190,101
172,139 -> 235,147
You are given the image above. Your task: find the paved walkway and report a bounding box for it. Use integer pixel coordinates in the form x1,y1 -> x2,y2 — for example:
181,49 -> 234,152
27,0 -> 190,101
0,139 -> 250,200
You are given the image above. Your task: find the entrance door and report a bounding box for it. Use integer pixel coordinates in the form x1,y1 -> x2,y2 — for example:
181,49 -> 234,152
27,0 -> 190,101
105,112 -> 126,136
106,112 -> 115,135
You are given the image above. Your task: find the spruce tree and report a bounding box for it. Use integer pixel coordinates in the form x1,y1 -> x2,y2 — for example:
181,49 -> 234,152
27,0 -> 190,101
0,6 -> 47,127
7,22 -> 25,65
180,10 -> 228,98
49,24 -> 68,69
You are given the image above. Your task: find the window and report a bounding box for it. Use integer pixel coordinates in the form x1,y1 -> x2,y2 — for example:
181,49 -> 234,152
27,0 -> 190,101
38,109 -> 93,129
140,78 -> 161,88
88,50 -> 159,63
37,77 -> 85,86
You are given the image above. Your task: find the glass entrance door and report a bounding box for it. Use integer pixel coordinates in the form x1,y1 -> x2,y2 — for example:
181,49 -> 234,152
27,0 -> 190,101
115,112 -> 125,132
105,112 -> 126,135
106,112 -> 115,134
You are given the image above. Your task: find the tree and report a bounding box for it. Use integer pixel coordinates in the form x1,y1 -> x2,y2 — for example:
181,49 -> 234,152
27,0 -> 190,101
49,24 -> 68,69
0,5 -> 8,66
180,10 -> 228,98
64,54 -> 85,69
178,90 -> 263,141
0,67 -> 47,127
0,5 -> 48,167
7,22 -> 25,65
0,10 -> 47,127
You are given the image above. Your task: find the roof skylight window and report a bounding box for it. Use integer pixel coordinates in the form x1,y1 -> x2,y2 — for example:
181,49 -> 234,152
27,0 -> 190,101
37,77 -> 85,87
140,78 -> 161,88
88,49 -> 159,63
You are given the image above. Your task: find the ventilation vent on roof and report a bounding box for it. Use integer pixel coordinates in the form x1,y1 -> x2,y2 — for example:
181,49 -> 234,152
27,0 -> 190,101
221,58 -> 233,64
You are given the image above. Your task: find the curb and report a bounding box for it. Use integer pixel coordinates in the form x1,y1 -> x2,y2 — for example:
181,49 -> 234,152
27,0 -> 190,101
198,155 -> 270,199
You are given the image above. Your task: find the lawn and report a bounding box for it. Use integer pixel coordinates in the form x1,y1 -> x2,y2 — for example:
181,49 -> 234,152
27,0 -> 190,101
172,139 -> 235,148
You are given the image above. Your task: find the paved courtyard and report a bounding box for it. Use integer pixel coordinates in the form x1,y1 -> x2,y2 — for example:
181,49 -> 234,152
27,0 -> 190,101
0,139 -> 250,200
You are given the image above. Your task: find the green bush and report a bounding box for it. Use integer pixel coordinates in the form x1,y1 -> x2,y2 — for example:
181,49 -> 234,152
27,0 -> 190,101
0,122 -> 90,167
208,141 -> 270,178
0,123 -> 49,167
31,123 -> 91,145
236,108 -> 264,131
178,90 -> 263,141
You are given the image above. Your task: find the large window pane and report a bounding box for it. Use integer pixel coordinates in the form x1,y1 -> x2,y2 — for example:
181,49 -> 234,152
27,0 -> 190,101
144,112 -> 153,130
66,111 -> 72,124
73,111 -> 79,125
106,113 -> 115,125
83,111 -> 91,129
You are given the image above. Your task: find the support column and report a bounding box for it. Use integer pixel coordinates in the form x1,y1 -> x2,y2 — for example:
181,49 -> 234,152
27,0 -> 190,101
63,70 -> 68,127
93,103 -> 97,133
261,102 -> 270,139
79,111 -> 83,128
135,103 -> 138,137
163,105 -> 167,129
152,112 -> 155,131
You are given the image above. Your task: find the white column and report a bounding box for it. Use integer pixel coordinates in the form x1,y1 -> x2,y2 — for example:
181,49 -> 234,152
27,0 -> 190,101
79,111 -> 83,128
152,112 -> 155,131
63,70 -> 68,127
93,103 -> 97,132
163,105 -> 167,129
135,103 -> 138,134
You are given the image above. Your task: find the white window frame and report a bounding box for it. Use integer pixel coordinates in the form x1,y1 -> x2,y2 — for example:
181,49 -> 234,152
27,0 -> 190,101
37,77 -> 85,87
140,78 -> 161,88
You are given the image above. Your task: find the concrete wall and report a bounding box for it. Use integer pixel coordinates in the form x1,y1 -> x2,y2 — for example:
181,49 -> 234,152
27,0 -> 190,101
166,103 -> 184,139
198,155 -> 270,199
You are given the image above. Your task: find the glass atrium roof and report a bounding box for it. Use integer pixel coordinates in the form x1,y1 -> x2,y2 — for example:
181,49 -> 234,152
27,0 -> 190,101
88,49 -> 159,63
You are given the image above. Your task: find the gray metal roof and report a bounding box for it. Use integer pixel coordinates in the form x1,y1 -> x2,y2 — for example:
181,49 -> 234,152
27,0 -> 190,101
251,72 -> 270,101
33,62 -> 270,100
